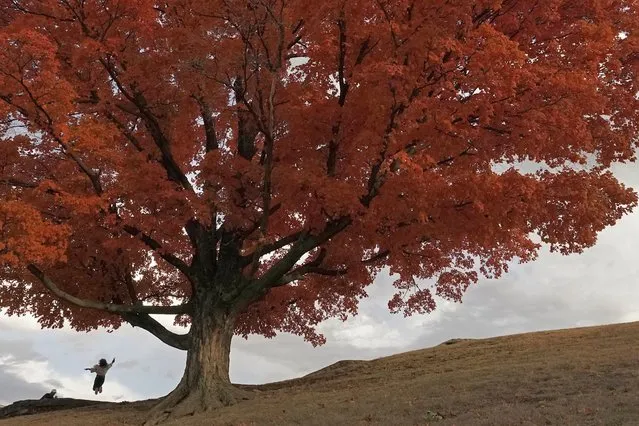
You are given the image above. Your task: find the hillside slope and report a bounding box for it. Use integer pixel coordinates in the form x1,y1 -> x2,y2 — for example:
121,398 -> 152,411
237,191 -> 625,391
3,321 -> 639,425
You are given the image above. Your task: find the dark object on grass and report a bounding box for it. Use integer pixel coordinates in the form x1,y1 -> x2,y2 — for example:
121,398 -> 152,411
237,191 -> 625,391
0,398 -> 110,419
40,389 -> 57,399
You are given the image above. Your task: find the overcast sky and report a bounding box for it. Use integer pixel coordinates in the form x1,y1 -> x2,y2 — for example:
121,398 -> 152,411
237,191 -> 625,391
1,161 -> 638,405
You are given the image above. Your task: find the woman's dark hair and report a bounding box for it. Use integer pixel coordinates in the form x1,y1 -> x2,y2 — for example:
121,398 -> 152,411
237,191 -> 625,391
99,358 -> 107,367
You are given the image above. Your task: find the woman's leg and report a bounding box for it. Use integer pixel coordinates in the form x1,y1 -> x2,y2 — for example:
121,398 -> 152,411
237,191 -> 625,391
93,375 -> 105,395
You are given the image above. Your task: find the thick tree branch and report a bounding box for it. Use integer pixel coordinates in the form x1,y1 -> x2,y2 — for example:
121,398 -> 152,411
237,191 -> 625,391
275,245 -> 391,286
119,311 -> 190,351
326,17 -> 375,178
105,112 -> 144,152
430,143 -> 478,169
184,219 -> 217,285
240,230 -> 304,267
361,104 -> 402,206
118,264 -> 140,305
63,148 -> 104,195
233,76 -> 260,160
355,36 -> 378,66
122,225 -> 192,278
194,96 -> 219,152
362,249 -> 390,264
240,202 -> 282,241
244,216 -> 352,296
243,78 -> 280,274
326,11 -> 348,177
229,218 -> 353,310
100,58 -> 194,192
27,264 -> 192,315
276,265 -> 347,287
0,178 -> 37,188
268,244 -> 391,287
257,81 -> 277,235
276,248 -> 347,286
336,14 -> 349,107
361,77 -> 432,206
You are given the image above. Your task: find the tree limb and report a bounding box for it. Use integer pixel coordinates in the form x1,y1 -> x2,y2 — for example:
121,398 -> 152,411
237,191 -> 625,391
122,225 -> 192,278
240,230 -> 304,267
100,57 -> 194,192
233,219 -> 351,309
275,248 -> 347,286
119,311 -> 190,351
257,78 -> 277,235
240,202 -> 282,240
4,0 -> 75,22
274,245 -> 390,286
194,96 -> 219,152
276,265 -> 347,286
105,112 -> 144,152
246,216 -> 352,295
362,249 -> 390,264
326,11 -> 348,177
123,266 -> 139,305
0,178 -> 37,188
27,264 -> 192,315
184,219 -> 216,287
361,103 -> 402,206
361,78 -> 432,206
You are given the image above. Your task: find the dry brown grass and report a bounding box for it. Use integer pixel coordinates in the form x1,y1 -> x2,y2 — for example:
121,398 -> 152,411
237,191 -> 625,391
4,321 -> 639,425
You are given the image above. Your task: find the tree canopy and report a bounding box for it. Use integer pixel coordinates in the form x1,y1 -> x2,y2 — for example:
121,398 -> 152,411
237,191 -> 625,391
0,2 -> 638,419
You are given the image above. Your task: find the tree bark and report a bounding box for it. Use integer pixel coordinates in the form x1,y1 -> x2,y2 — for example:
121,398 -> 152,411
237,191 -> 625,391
143,302 -> 250,425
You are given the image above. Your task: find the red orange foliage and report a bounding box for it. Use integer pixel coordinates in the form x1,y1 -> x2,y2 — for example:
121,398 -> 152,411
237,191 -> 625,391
0,0 -> 638,347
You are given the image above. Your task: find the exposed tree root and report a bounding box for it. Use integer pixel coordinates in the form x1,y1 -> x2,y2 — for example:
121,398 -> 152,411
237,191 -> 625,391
142,379 -> 252,426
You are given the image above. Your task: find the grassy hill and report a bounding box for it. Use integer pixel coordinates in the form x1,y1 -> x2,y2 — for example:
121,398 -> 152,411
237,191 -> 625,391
3,321 -> 639,425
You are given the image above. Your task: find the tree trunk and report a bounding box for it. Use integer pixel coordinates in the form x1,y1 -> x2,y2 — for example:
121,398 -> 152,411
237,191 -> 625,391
143,304 -> 251,425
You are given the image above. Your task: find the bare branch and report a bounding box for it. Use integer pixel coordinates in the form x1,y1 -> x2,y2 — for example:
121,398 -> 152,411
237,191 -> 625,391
119,311 -> 190,350
27,264 -> 192,315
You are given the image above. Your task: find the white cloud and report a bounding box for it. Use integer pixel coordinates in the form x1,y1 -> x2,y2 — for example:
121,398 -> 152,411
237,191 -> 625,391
0,354 -> 141,402
0,314 -> 45,332
322,314 -> 404,350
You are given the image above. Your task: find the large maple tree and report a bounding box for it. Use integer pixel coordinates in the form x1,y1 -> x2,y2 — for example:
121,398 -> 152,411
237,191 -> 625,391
1,0 -> 638,423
